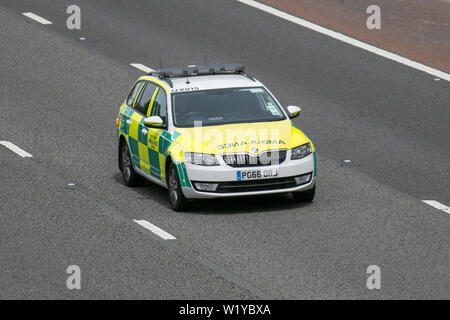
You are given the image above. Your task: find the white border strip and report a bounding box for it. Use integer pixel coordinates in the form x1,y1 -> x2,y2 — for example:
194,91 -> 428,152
130,63 -> 155,73
22,12 -> 53,25
237,0 -> 450,81
133,219 -> 176,240
0,141 -> 33,158
423,200 -> 450,214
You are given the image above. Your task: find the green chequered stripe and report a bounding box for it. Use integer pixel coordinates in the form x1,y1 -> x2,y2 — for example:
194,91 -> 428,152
138,123 -> 147,146
119,107 -> 134,135
119,107 -> 191,187
124,107 -> 134,117
173,131 -> 182,140
176,161 -> 191,188
148,148 -> 159,170
169,132 -> 191,187
152,131 -> 191,186
128,137 -> 139,166
158,131 -> 172,155
144,129 -> 183,184
313,151 -> 317,177
150,170 -> 160,180
120,116 -> 129,135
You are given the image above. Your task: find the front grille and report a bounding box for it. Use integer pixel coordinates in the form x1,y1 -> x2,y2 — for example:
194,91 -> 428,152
215,177 -> 298,193
222,150 -> 287,167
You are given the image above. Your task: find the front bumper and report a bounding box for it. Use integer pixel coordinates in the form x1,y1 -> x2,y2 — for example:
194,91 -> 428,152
181,152 -> 316,199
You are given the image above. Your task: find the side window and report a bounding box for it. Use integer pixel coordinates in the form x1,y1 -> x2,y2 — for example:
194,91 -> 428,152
151,89 -> 167,123
126,81 -> 144,107
134,82 -> 157,115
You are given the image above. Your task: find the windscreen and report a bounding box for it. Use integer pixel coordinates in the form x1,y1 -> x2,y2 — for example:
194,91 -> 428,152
172,87 -> 286,127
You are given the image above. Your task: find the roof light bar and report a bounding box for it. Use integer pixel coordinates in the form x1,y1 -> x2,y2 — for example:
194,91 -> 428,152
149,63 -> 246,78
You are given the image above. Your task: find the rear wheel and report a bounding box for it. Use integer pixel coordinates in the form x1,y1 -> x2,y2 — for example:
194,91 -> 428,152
120,141 -> 143,187
292,185 -> 315,203
167,163 -> 188,211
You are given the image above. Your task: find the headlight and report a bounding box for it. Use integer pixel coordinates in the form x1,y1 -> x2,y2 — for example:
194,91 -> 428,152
291,143 -> 312,160
185,152 -> 219,166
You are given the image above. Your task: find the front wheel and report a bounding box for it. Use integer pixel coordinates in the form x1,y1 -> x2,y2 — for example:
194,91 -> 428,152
292,185 -> 315,203
167,163 -> 188,211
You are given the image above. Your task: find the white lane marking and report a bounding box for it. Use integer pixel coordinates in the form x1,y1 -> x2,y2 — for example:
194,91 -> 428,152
236,0 -> 450,82
133,219 -> 176,240
130,63 -> 155,73
423,200 -> 450,214
0,141 -> 33,158
22,12 -> 53,25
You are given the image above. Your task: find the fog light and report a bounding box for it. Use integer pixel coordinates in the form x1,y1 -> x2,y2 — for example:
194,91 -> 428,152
194,182 -> 219,192
294,173 -> 311,185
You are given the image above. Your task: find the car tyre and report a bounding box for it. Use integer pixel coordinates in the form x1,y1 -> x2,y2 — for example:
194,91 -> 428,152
120,141 -> 144,187
167,163 -> 188,211
292,185 -> 315,203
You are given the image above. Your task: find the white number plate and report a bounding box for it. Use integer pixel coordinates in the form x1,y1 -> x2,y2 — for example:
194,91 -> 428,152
237,169 -> 278,181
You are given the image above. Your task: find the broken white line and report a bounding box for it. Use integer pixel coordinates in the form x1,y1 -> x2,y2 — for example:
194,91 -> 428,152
133,219 -> 176,240
130,63 -> 155,73
22,12 -> 53,25
0,141 -> 33,158
422,200 -> 450,215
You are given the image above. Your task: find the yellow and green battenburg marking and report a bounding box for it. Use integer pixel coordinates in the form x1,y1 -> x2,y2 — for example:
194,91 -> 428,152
119,106 -> 191,187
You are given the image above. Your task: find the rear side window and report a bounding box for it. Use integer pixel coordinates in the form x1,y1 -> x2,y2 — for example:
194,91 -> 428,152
134,82 -> 157,116
126,81 -> 144,107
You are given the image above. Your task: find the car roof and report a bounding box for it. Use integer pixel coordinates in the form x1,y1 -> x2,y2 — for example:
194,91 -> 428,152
142,74 -> 263,92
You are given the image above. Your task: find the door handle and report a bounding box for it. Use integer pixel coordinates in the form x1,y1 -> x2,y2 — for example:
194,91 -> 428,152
126,120 -> 132,126
142,129 -> 148,135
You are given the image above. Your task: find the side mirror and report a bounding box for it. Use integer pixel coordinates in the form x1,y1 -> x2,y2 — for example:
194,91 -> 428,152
287,105 -> 302,119
143,116 -> 165,128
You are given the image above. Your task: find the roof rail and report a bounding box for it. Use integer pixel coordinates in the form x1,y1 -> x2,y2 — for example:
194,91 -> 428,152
148,63 -> 254,87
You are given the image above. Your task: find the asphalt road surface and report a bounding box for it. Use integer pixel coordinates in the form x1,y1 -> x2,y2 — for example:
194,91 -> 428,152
0,0 -> 449,299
